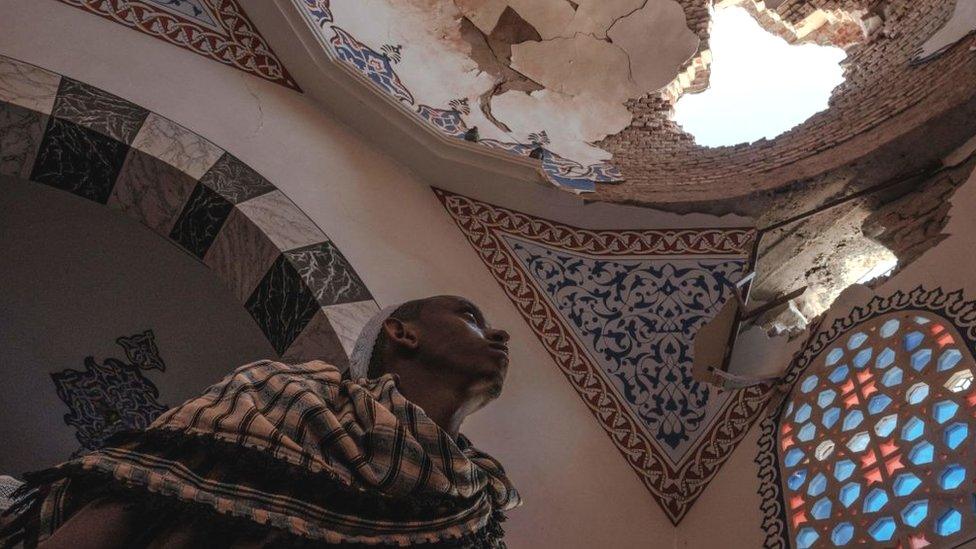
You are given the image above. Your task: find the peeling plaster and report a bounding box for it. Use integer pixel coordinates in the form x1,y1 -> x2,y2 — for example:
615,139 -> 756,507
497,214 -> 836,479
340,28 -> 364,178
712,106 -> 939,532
329,0 -> 699,175
915,0 -> 976,62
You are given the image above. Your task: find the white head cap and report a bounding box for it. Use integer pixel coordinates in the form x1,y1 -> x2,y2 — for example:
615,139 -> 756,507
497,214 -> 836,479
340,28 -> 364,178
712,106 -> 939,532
347,304 -> 400,380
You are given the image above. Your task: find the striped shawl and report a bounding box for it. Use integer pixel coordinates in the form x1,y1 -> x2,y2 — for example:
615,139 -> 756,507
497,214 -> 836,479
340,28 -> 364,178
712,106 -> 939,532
2,360 -> 521,547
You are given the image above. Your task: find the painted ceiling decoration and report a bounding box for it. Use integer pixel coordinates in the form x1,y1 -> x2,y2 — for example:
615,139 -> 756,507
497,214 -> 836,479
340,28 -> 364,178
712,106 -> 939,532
51,330 -> 169,454
294,0 -> 701,193
757,287 -> 976,547
436,188 -> 770,523
0,54 -> 376,368
56,0 -> 299,90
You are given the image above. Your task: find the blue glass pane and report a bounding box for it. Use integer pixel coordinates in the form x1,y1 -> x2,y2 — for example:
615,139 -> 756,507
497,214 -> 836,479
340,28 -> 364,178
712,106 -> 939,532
823,407 -> 841,429
901,417 -> 925,441
939,349 -> 963,372
853,347 -> 873,369
828,364 -> 849,383
904,331 -> 924,351
842,410 -> 864,432
797,423 -> 817,442
788,469 -> 807,491
874,414 -> 897,437
893,473 -> 921,496
831,522 -> 854,546
797,527 -> 819,549
826,347 -> 844,366
880,319 -> 900,338
818,389 -> 837,408
801,375 -> 819,393
834,459 -> 855,481
945,422 -> 968,449
868,394 -> 892,415
795,403 -> 812,423
811,497 -> 833,520
901,500 -> 928,527
849,332 -> 868,350
868,517 -> 896,542
847,431 -> 870,453
785,447 -> 805,467
808,473 -> 828,497
906,383 -> 929,405
864,488 -> 889,513
882,367 -> 904,387
936,508 -> 962,536
875,347 -> 895,370
839,482 -> 861,508
911,349 -> 932,371
934,400 -> 959,424
915,316 -> 931,325
940,464 -> 966,490
909,441 -> 934,465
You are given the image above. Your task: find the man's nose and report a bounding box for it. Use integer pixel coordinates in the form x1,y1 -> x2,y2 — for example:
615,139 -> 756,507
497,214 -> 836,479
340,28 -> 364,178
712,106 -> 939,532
487,327 -> 510,344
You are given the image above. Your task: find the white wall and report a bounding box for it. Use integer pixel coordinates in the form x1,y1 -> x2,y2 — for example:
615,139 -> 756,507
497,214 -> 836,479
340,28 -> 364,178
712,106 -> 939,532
0,1 -> 758,545
0,174 -> 276,475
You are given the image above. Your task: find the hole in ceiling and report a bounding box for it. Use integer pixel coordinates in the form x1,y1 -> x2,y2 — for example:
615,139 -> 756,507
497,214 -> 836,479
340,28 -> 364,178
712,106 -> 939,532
672,6 -> 847,148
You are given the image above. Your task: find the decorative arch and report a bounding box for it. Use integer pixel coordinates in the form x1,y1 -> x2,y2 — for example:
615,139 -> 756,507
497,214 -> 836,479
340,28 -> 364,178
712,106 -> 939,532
757,287 -> 976,548
0,54 -> 377,367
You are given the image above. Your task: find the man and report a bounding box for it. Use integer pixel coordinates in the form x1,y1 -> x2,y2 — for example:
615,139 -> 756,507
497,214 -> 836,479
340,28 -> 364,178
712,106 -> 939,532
1,296 -> 521,548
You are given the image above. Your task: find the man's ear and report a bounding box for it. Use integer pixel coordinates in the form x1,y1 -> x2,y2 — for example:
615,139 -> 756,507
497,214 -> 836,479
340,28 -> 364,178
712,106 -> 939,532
382,317 -> 420,351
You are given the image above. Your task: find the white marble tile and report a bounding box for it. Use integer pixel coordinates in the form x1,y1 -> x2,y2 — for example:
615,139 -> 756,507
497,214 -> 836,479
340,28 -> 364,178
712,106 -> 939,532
203,208 -> 281,303
131,113 -> 224,179
107,150 -> 198,235
322,300 -> 380,356
0,56 -> 60,114
237,190 -> 327,251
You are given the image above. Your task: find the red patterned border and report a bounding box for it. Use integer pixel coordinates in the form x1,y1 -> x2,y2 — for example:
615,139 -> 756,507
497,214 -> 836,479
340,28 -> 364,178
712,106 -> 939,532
441,189 -> 755,256
57,0 -> 299,91
435,188 -> 769,524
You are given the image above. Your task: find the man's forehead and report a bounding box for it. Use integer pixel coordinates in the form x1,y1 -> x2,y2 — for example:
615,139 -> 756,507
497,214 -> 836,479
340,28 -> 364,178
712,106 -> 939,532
428,295 -> 478,311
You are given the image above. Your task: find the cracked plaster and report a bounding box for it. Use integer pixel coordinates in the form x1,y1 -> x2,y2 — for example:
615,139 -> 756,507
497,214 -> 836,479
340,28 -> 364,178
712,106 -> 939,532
329,0 -> 698,167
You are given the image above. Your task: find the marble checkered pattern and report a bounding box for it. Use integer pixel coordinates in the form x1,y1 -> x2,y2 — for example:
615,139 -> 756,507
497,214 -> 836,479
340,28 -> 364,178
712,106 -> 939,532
0,54 -> 378,368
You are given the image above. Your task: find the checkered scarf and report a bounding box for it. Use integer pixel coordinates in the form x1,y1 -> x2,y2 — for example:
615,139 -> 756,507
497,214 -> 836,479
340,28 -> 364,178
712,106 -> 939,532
4,360 -> 520,546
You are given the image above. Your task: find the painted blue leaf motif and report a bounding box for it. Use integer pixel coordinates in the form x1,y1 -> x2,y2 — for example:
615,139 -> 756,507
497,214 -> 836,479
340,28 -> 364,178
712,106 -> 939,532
507,236 -> 746,450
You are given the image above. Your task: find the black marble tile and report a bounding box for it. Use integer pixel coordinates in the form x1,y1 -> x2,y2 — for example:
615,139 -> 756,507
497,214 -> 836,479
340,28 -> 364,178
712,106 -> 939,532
284,241 -> 373,307
245,254 -> 320,355
0,102 -> 47,179
168,182 -> 234,258
198,152 -> 275,204
52,78 -> 149,144
29,117 -> 129,204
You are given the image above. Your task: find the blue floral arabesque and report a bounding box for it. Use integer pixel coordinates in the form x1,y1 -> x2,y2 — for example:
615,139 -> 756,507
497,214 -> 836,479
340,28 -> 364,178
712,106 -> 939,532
51,330 -> 168,453
509,238 -> 747,448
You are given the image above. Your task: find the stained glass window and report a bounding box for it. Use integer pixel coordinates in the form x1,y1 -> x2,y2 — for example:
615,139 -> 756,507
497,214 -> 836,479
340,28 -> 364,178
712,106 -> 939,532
778,312 -> 976,547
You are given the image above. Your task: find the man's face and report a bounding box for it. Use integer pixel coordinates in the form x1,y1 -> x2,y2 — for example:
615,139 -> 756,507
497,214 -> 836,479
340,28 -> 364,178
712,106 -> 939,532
411,296 -> 511,394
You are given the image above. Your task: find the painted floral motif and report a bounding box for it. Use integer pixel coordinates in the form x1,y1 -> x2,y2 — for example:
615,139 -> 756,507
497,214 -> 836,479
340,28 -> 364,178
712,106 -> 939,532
438,189 -> 769,524
51,330 -> 168,452
57,0 -> 298,90
509,238 -> 746,447
330,27 -> 414,106
416,105 -> 468,138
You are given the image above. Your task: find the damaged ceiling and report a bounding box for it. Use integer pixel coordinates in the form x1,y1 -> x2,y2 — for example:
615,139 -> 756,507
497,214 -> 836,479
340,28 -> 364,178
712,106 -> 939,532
328,0 -> 699,169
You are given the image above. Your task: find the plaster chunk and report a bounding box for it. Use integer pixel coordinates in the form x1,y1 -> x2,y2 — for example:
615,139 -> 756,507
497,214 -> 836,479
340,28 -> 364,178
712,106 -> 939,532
491,89 -> 625,163
607,1 -> 701,91
510,34 -> 638,102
